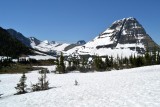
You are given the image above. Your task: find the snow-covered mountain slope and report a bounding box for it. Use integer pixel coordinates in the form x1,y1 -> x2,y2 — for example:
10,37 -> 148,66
66,17 -> 158,57
32,40 -> 70,53
1,65 -> 160,107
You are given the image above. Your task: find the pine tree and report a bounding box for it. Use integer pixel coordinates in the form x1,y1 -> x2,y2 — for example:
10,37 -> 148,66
56,57 -> 60,73
56,53 -> 66,74
94,56 -> 97,70
58,52 -> 66,73
157,50 -> 160,64
145,48 -> 151,65
123,57 -> 129,68
135,56 -> 145,67
68,60 -> 71,67
152,46 -> 157,65
110,56 -> 114,68
119,55 -> 123,69
79,57 -> 88,73
15,72 -> 27,94
105,55 -> 110,70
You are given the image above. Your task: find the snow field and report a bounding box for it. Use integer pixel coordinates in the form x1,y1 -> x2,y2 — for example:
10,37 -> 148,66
1,65 -> 160,107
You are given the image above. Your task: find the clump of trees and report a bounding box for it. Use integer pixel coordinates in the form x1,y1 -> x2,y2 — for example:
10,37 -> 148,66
0,58 -> 13,69
14,69 -> 50,95
32,69 -> 49,91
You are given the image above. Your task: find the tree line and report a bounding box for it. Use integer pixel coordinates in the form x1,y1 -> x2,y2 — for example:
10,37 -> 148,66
56,47 -> 160,73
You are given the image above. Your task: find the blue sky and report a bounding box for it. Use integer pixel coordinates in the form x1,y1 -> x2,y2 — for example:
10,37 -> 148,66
0,0 -> 160,44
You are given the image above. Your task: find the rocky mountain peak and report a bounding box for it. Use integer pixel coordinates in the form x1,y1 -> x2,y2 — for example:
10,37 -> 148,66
50,41 -> 56,44
97,17 -> 157,53
75,17 -> 158,57
77,40 -> 86,45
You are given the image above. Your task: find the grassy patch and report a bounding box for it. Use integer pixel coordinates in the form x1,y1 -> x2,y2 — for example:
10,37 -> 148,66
0,64 -> 42,74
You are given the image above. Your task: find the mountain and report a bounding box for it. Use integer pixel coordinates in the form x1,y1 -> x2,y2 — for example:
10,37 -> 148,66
7,29 -> 41,48
66,17 -> 158,57
32,40 -> 70,54
77,40 -> 86,45
64,40 -> 86,51
4,17 -> 158,58
0,27 -> 32,57
7,29 -> 31,47
6,29 -> 73,54
29,37 -> 41,47
32,40 -> 86,55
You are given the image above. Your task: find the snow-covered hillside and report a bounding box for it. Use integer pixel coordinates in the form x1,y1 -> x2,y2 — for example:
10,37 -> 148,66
28,55 -> 56,60
32,40 -> 70,53
1,65 -> 160,107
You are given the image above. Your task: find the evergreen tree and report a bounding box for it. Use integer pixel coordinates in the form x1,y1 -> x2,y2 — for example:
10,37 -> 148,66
157,50 -> 160,64
93,56 -> 105,71
78,57 -> 88,73
56,52 -> 66,73
68,60 -> 71,67
82,57 -> 86,67
60,52 -> 66,73
72,53 -> 80,69
145,48 -> 151,65
15,72 -> 27,94
129,55 -> 135,67
93,56 -> 98,71
152,46 -> 157,65
120,55 -> 123,68
55,57 -> 60,73
135,56 -> 145,67
105,55 -> 110,70
113,60 -> 118,70
110,56 -> 114,68
123,57 -> 129,68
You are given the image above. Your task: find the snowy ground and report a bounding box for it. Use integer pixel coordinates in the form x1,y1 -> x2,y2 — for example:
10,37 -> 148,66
1,65 -> 160,107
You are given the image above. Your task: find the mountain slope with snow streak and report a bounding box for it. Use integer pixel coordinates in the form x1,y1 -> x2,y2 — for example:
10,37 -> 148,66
1,65 -> 160,107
